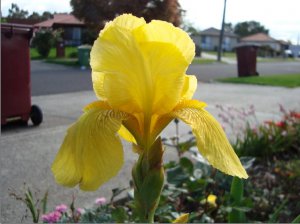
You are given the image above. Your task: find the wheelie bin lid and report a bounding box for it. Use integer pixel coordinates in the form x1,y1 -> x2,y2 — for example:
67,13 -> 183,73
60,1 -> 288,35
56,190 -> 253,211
1,23 -> 33,38
234,43 -> 260,49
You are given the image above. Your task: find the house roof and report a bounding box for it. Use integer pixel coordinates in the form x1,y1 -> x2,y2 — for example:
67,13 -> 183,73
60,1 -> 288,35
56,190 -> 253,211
200,27 -> 237,38
241,33 -> 277,42
34,14 -> 84,28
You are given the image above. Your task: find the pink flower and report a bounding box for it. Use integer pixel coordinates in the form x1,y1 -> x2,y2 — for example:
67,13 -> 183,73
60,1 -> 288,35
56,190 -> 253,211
95,197 -> 106,205
55,204 -> 68,213
42,211 -> 61,223
76,208 -> 85,215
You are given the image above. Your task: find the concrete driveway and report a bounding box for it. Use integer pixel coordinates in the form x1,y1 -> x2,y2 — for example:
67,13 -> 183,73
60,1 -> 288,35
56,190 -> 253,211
1,61 -> 300,223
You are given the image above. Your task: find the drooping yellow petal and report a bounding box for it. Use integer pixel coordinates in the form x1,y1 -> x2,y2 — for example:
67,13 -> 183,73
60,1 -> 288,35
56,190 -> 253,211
181,75 -> 197,100
134,20 -> 195,64
52,105 -> 128,191
172,213 -> 189,223
171,100 -> 248,179
83,100 -> 111,112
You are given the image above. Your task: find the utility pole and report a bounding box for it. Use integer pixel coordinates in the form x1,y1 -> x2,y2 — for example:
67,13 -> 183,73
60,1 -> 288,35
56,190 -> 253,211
217,0 -> 227,62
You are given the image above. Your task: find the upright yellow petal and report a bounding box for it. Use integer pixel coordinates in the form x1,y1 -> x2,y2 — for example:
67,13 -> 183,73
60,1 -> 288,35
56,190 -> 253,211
90,14 -> 191,115
171,100 -> 248,178
100,14 -> 146,38
138,41 -> 188,114
180,75 -> 197,100
110,13 -> 146,31
91,25 -> 146,113
134,20 -> 195,63
92,71 -> 106,100
52,104 -> 128,191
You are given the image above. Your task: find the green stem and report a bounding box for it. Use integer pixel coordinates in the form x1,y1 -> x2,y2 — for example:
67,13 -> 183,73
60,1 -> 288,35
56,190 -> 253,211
132,138 -> 164,223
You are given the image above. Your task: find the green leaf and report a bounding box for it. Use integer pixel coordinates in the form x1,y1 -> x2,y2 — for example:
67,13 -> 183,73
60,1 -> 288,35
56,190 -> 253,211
231,206 -> 252,212
166,166 -> 189,186
41,190 -> 48,214
268,198 -> 288,223
111,206 -> 128,223
291,214 -> 300,223
179,157 -> 194,174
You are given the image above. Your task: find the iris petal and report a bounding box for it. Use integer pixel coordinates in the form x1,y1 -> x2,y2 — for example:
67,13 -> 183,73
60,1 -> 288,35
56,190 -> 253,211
90,25 -> 146,113
91,15 -> 190,115
181,75 -> 197,100
138,41 -> 188,114
134,20 -> 195,63
118,125 -> 137,144
52,104 -> 128,191
171,100 -> 248,178
92,71 -> 106,100
100,14 -> 146,38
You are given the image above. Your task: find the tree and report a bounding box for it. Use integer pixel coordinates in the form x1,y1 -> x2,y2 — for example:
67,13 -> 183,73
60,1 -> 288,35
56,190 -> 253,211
27,12 -> 41,20
27,11 -> 54,21
70,0 -> 183,31
41,11 -> 54,20
224,22 -> 233,33
7,3 -> 29,19
181,20 -> 200,36
234,21 -> 269,37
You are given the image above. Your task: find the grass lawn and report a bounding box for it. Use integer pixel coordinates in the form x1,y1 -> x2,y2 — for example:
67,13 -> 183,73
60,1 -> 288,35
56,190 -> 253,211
203,51 -> 236,58
30,47 -> 78,60
257,57 -> 296,62
217,74 -> 300,88
45,58 -> 79,66
192,57 -> 217,64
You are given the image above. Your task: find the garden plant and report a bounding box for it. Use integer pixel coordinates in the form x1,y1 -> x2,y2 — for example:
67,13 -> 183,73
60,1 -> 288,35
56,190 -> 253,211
11,14 -> 300,223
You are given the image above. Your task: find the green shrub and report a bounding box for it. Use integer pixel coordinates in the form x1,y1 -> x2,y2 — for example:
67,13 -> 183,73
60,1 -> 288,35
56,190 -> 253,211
31,30 -> 54,58
68,51 -> 78,58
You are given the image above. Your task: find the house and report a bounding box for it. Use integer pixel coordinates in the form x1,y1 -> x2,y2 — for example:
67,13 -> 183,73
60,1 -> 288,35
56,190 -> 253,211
34,14 -> 86,46
200,27 -> 238,52
240,33 -> 282,57
289,45 -> 300,57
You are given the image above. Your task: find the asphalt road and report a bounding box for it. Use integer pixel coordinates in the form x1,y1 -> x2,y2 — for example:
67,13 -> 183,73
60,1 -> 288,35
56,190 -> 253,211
31,60 -> 300,96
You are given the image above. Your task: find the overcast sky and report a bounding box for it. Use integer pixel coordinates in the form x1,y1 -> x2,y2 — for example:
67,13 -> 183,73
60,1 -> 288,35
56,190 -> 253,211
2,0 -> 300,44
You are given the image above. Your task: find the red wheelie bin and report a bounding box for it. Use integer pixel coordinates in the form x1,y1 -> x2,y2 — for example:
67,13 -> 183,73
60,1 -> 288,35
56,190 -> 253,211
1,23 -> 43,126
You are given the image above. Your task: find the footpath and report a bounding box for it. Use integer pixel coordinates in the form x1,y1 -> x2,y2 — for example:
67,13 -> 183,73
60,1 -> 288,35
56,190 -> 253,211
1,83 -> 300,223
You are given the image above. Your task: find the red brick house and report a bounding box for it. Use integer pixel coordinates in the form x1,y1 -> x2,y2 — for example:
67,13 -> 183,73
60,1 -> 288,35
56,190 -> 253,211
240,33 -> 288,56
34,14 -> 86,46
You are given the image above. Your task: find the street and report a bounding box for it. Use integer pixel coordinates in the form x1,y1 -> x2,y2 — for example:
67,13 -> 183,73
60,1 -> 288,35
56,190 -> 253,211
31,60 -> 300,96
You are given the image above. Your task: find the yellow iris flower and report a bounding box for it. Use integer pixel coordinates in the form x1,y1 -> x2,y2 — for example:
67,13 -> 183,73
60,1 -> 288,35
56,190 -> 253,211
52,14 -> 248,191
